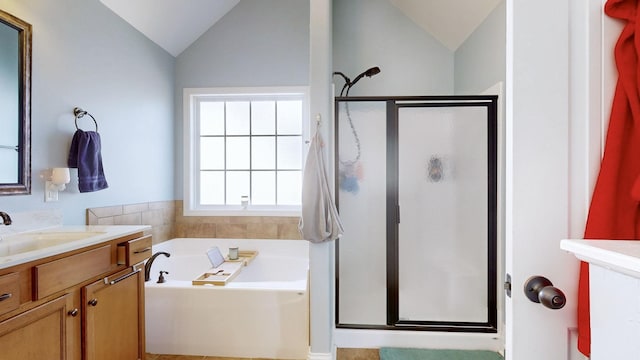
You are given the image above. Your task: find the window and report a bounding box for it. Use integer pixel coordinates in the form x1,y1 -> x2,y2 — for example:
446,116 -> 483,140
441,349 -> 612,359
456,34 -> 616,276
184,87 -> 309,216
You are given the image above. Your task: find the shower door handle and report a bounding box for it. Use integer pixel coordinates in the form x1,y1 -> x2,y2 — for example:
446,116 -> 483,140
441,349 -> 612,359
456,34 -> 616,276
523,276 -> 566,309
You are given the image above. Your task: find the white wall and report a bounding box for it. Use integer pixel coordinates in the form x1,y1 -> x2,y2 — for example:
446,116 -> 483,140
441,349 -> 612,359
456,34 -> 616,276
333,0 -> 454,96
0,0 -> 175,224
174,0 -> 310,198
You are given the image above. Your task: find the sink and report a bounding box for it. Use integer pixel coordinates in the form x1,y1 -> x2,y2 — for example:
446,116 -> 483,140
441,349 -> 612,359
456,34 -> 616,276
0,231 -> 106,257
16,231 -> 106,241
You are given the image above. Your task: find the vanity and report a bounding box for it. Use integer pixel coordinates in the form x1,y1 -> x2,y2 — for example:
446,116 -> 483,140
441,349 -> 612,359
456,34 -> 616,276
561,239 -> 640,359
0,225 -> 151,360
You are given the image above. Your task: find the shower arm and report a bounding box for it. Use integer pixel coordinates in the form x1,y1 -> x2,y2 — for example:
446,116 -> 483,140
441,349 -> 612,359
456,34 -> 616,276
332,71 -> 351,97
333,67 -> 381,97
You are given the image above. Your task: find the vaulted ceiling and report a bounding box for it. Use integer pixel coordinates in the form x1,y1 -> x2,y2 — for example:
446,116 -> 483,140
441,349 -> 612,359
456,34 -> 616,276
99,0 -> 240,56
389,0 -> 502,51
99,0 -> 502,57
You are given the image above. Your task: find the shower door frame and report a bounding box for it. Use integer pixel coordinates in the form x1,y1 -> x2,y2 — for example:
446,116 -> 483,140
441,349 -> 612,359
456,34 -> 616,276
334,95 -> 499,333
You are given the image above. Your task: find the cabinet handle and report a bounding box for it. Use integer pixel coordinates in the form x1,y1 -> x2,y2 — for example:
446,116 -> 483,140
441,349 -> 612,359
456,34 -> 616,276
108,268 -> 141,285
68,308 -> 79,317
88,298 -> 98,306
134,247 -> 151,254
0,293 -> 12,302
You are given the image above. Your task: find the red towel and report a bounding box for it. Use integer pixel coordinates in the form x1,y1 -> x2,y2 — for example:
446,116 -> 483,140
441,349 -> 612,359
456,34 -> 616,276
578,0 -> 640,356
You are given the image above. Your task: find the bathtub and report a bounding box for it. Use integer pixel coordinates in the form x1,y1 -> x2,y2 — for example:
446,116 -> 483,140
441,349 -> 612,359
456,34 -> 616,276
144,238 -> 309,359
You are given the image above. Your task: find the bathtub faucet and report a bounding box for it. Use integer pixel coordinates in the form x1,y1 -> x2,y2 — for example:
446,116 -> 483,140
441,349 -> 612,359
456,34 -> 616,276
0,212 -> 11,226
144,251 -> 170,282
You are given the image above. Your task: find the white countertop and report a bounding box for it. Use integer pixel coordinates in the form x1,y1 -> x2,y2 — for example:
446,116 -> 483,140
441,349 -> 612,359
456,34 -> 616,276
561,239 -> 640,278
0,225 -> 150,270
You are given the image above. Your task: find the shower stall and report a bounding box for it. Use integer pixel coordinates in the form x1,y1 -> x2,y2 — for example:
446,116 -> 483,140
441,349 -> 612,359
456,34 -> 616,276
335,96 -> 498,333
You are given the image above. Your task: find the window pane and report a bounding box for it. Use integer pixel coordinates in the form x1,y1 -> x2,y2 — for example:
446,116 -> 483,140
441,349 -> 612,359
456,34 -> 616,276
252,171 -> 276,205
200,171 -> 224,205
227,171 -> 250,205
226,101 -> 250,135
277,171 -> 301,205
226,137 -> 250,169
200,101 -> 224,135
252,101 -> 275,135
277,136 -> 302,169
277,100 -> 302,134
200,137 -> 224,170
252,137 -> 275,170
189,89 -> 308,212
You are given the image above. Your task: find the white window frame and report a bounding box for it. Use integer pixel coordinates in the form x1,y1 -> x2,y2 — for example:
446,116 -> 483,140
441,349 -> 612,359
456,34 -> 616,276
183,86 -> 310,216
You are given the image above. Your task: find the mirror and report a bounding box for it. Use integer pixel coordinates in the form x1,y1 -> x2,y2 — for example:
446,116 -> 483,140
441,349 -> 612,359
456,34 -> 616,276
0,9 -> 31,195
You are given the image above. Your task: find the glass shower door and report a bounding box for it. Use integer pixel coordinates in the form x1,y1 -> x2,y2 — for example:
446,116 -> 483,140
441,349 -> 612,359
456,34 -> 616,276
335,96 -> 498,332
395,104 -> 495,326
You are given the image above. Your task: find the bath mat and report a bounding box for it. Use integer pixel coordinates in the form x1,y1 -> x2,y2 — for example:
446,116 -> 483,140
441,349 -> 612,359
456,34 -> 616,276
379,347 -> 503,360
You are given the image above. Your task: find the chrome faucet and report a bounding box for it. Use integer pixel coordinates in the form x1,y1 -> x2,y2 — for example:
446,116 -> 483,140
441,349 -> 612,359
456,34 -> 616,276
144,251 -> 170,282
0,212 -> 11,226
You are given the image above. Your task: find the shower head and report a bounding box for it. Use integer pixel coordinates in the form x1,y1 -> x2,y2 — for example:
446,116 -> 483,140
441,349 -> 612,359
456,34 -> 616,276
350,67 -> 381,88
333,66 -> 381,96
364,66 -> 381,77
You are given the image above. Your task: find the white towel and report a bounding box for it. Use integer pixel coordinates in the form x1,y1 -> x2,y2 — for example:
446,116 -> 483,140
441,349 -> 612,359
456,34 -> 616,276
298,130 -> 344,243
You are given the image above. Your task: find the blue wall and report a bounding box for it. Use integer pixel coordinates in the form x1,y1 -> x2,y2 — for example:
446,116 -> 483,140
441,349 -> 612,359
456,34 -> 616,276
0,0 -> 503,225
174,0 -> 310,197
455,1 -> 506,94
0,0 -> 175,224
333,0 -> 454,96
333,0 -> 505,97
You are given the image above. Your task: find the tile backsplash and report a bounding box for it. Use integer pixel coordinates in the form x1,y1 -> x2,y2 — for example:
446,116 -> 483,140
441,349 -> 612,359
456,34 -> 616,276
174,201 -> 301,240
87,201 -> 176,244
87,200 -> 302,244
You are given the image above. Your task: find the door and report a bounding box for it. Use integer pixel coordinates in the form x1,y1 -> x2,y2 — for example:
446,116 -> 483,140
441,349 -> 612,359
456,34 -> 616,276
393,101 -> 498,331
505,1 -> 617,359
0,294 -> 75,360
83,267 -> 144,360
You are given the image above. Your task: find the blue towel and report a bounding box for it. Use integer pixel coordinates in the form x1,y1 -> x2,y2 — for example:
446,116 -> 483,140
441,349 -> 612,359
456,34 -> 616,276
68,129 -> 108,192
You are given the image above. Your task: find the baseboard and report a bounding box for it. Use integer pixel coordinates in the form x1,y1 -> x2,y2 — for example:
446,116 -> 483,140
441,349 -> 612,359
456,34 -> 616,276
308,350 -> 333,360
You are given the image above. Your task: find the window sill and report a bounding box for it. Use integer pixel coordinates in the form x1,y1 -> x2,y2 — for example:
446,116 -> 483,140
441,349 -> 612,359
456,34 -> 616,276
183,207 -> 301,217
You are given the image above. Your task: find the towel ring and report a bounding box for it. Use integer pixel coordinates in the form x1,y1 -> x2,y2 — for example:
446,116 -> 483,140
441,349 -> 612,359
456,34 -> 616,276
73,107 -> 98,132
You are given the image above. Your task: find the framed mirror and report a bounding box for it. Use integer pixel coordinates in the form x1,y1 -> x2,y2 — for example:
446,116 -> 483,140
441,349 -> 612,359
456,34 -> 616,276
0,9 -> 31,195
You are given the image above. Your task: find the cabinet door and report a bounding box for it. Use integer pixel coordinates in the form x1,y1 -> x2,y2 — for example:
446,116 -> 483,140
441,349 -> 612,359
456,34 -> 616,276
0,293 -> 75,360
83,268 -> 144,360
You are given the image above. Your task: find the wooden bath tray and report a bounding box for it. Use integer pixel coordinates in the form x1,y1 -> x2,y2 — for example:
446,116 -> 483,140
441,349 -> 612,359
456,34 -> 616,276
192,263 -> 243,286
192,251 -> 258,286
224,250 -> 258,266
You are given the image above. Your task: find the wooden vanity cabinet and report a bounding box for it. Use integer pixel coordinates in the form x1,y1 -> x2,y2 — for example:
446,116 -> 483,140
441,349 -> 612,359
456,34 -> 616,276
0,231 -> 150,360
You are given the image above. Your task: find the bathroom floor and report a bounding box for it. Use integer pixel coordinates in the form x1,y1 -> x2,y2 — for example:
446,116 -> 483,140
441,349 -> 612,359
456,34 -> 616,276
146,354 -> 238,360
146,354 -> 296,360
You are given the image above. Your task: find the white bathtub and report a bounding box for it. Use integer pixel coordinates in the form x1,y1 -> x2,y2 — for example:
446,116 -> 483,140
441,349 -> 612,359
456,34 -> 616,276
144,238 -> 309,359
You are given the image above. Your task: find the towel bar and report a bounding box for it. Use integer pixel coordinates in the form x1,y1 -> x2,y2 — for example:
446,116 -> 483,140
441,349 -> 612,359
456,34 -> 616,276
73,107 -> 98,132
